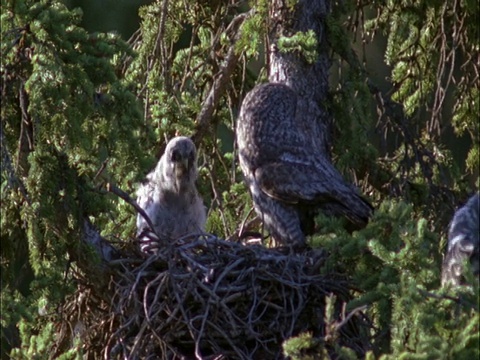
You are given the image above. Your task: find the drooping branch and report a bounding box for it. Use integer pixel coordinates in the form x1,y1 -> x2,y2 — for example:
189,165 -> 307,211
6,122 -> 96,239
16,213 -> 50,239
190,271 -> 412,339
191,10 -> 253,147
106,182 -> 158,242
16,82 -> 34,177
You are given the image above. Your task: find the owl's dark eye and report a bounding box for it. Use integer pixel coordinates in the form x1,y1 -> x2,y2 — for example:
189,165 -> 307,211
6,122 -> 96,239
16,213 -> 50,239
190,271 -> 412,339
171,150 -> 179,162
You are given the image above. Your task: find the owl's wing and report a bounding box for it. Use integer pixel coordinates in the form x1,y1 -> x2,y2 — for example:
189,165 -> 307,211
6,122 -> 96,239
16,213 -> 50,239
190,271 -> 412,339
254,160 -> 337,204
255,160 -> 373,226
135,176 -> 162,253
136,177 -> 154,230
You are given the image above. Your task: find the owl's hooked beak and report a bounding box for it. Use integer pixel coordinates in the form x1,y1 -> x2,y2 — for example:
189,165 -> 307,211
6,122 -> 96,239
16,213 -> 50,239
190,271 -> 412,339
174,157 -> 190,178
180,157 -> 189,170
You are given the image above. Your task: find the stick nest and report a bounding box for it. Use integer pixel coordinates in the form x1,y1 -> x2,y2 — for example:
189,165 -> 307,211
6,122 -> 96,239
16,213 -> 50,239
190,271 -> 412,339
58,235 -> 371,359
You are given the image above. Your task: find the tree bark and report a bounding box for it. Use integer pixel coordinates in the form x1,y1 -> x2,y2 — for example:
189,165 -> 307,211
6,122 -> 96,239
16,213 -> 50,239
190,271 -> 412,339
268,0 -> 332,156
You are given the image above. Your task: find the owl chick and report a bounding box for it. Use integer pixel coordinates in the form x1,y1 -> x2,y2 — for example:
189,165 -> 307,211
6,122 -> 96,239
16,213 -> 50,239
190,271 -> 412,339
136,136 -> 206,254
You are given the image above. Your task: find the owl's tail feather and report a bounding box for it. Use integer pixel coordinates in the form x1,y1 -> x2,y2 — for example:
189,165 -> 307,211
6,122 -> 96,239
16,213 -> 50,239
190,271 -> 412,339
319,192 -> 374,231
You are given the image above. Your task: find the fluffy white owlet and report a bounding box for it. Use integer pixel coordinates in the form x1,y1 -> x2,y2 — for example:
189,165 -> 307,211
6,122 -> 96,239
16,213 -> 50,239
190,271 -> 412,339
136,136 -> 206,254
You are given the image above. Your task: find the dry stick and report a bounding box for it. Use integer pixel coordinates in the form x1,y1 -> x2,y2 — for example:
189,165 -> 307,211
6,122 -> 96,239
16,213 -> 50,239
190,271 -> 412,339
238,207 -> 257,237
143,272 -> 166,321
155,0 -> 171,91
194,258 -> 246,358
105,316 -> 136,360
129,319 -> 149,358
335,305 -> 367,331
178,250 -> 210,273
205,319 -> 248,359
171,277 -> 203,356
127,259 -> 154,303
214,298 -> 243,335
17,83 -> 34,177
106,182 -> 161,245
108,258 -> 144,266
145,275 -> 170,346
194,301 -> 212,360
205,272 -> 247,335
212,258 -> 245,293
205,160 -> 230,237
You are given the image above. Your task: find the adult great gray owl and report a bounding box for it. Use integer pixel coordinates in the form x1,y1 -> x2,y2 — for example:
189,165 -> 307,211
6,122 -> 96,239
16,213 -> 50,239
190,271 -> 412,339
136,136 -> 206,254
441,193 -> 479,286
236,83 -> 373,248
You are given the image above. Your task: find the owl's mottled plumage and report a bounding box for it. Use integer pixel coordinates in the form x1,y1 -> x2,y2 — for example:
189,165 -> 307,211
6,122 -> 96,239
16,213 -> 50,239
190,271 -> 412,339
136,136 -> 206,254
236,83 -> 373,248
441,193 -> 479,286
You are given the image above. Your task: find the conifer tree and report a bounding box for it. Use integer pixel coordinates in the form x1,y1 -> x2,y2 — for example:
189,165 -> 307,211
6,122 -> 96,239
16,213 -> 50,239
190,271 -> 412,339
1,0 -> 145,356
1,0 -> 478,358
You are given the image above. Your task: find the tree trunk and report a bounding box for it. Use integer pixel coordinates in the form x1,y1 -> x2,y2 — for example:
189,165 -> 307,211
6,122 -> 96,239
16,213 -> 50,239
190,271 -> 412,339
268,0 -> 332,156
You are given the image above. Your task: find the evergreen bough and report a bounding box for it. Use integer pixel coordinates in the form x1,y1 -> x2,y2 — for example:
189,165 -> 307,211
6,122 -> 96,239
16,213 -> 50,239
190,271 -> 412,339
1,0 -> 478,358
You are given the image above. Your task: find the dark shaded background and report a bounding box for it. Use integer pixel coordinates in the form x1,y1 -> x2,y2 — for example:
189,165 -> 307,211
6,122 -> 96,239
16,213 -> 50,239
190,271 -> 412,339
65,0 -> 153,40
